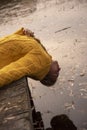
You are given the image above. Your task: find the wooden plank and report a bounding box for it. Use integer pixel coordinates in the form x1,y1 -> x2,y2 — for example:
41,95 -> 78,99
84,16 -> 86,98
0,77 -> 34,130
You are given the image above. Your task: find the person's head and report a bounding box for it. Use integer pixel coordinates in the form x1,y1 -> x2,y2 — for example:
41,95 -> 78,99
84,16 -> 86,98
40,60 -> 61,86
50,114 -> 77,130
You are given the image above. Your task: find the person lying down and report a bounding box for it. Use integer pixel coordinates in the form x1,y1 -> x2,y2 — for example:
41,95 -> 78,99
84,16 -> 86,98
0,28 -> 60,87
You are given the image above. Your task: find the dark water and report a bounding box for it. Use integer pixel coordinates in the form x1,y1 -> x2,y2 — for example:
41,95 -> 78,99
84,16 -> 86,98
0,0 -> 87,130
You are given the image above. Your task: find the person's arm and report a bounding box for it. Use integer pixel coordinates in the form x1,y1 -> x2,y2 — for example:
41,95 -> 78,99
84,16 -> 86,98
23,28 -> 35,37
14,27 -> 34,37
0,53 -> 39,87
14,27 -> 41,45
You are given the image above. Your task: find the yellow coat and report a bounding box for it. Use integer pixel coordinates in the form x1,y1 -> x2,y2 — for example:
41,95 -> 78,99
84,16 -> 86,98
0,28 -> 52,87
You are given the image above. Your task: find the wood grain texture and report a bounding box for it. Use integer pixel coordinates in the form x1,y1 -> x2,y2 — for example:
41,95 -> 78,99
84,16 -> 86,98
0,77 -> 34,130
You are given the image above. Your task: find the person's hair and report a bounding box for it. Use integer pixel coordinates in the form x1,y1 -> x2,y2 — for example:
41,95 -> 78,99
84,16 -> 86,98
40,74 -> 56,86
50,114 -> 77,130
40,61 -> 60,86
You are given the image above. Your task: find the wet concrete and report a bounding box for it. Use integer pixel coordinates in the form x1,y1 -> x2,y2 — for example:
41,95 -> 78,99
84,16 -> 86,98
0,0 -> 87,130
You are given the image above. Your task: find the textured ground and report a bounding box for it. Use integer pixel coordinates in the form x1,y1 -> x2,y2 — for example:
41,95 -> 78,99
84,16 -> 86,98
0,0 -> 87,129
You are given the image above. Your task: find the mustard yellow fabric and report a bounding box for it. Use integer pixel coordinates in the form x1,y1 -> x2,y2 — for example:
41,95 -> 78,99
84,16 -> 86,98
0,28 -> 52,87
